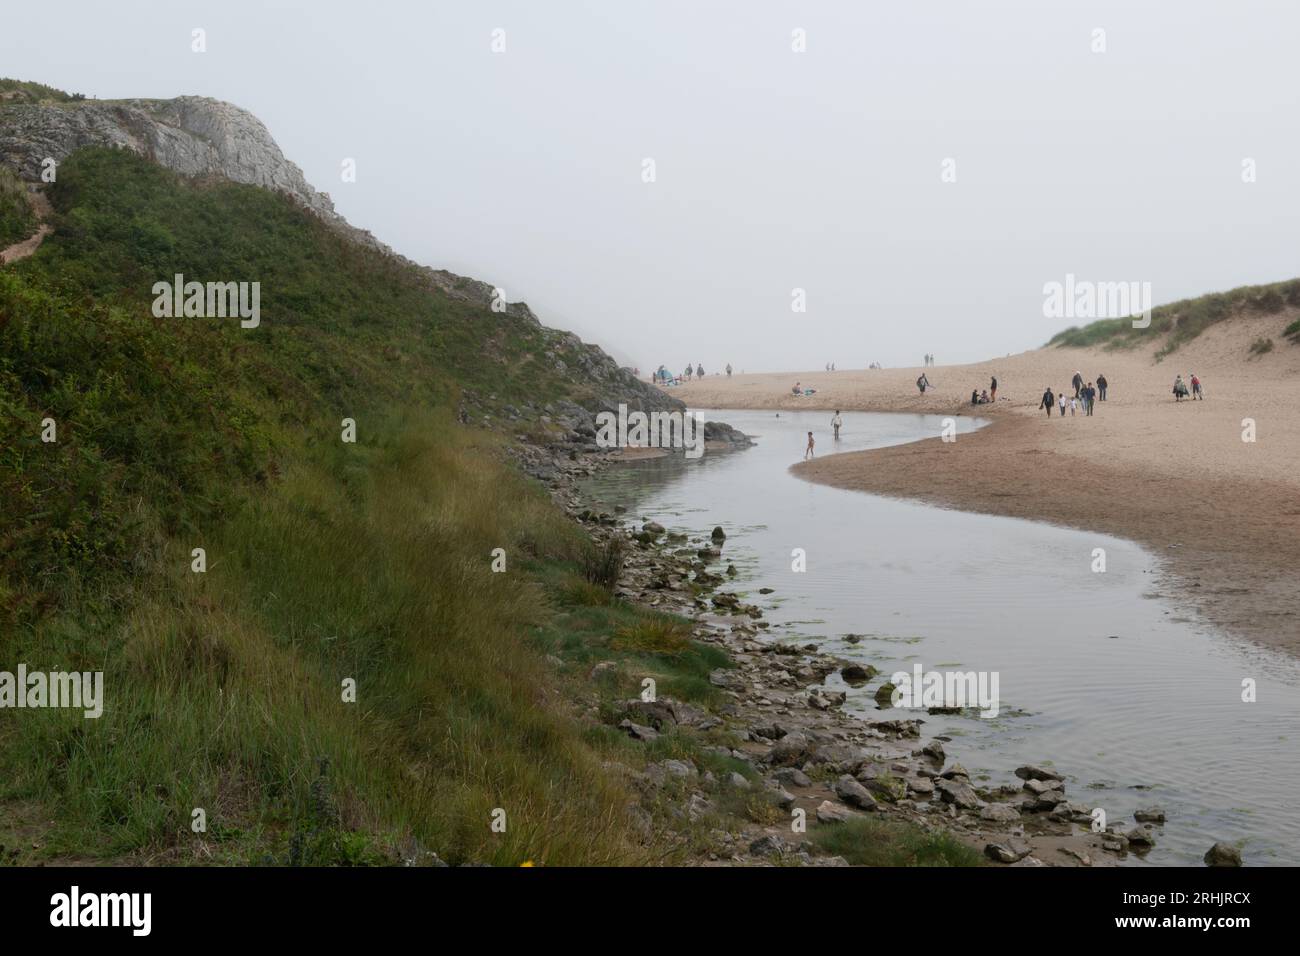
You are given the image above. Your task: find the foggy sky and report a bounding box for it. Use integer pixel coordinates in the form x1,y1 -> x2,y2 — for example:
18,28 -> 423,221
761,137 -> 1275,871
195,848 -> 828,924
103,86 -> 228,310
5,0 -> 1299,371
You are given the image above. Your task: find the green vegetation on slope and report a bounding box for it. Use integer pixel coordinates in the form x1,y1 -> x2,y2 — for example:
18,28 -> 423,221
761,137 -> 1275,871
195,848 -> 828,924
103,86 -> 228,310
0,168 -> 35,247
0,147 -> 711,864
0,77 -> 83,103
1046,277 -> 1300,358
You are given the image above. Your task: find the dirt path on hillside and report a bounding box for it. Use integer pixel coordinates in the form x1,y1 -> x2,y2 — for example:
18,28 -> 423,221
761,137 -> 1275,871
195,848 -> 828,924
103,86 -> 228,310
0,189 -> 53,265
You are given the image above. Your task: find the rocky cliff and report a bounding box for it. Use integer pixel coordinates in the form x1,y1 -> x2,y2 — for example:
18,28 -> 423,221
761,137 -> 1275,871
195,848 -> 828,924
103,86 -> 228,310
0,91 -> 685,420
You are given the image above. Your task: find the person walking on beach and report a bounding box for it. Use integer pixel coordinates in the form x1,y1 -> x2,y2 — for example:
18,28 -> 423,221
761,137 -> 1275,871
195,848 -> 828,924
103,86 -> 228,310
1096,373 -> 1108,401
1071,371 -> 1083,398
990,376 -> 997,401
1058,392 -> 1066,416
831,410 -> 843,440
917,372 -> 931,394
804,431 -> 815,460
1173,374 -> 1188,401
1041,386 -> 1055,416
1069,395 -> 1078,416
1191,373 -> 1203,400
725,363 -> 732,377
1084,382 -> 1095,416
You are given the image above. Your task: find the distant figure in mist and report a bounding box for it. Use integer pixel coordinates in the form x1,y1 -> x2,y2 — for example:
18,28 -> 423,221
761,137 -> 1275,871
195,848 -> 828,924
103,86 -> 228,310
726,363 -> 732,377
990,376 -> 997,401
1041,386 -> 1055,416
805,431 -> 815,460
697,364 -> 704,378
916,373 -> 931,394
831,410 -> 842,440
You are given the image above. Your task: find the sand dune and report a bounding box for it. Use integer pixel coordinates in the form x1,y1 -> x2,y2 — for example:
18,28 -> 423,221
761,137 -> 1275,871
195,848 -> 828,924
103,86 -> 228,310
668,310 -> 1300,655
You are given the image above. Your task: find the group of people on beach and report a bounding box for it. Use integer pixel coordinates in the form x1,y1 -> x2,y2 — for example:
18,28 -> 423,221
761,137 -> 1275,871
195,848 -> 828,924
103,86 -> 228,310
803,409 -> 846,459
654,362 -> 735,384
1173,373 -> 1204,401
1040,371 -> 1104,417
970,375 -> 998,405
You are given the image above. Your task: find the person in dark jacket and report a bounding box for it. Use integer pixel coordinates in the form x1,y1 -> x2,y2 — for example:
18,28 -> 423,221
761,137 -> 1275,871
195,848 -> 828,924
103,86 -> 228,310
1071,371 -> 1083,398
990,376 -> 998,401
1041,387 -> 1055,416
1096,374 -> 1108,401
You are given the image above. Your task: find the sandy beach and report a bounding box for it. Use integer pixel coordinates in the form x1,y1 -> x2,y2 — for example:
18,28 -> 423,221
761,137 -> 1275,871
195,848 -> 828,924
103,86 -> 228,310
668,309 -> 1300,657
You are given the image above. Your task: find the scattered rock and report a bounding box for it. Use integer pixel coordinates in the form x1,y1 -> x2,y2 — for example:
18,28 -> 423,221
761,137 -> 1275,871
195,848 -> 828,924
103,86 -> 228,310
834,775 -> 879,811
772,767 -> 812,788
618,719 -> 659,742
1014,765 -> 1064,782
840,663 -> 876,685
815,800 -> 855,824
1203,842 -> 1243,867
979,803 -> 1021,823
985,838 -> 1033,863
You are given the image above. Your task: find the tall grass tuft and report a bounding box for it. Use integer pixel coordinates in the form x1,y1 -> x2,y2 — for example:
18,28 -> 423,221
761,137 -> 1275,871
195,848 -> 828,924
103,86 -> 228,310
581,536 -> 626,590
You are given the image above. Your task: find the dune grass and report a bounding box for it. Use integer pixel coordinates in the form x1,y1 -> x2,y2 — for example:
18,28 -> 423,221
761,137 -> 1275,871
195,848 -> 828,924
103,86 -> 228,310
1047,277 -> 1300,357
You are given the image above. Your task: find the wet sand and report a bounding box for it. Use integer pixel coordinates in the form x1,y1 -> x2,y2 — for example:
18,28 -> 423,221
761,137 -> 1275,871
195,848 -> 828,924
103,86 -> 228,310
667,309 -> 1300,657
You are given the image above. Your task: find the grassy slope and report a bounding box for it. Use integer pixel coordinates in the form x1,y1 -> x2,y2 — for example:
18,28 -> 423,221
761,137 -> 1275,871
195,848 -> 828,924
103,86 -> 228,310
0,147 -> 728,865
0,78 -> 82,103
1046,277 -> 1300,357
0,168 -> 35,248
1,147 -> 972,867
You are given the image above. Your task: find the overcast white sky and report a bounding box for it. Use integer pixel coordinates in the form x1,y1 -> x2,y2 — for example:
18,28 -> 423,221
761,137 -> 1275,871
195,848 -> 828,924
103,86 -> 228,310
5,0 -> 1299,370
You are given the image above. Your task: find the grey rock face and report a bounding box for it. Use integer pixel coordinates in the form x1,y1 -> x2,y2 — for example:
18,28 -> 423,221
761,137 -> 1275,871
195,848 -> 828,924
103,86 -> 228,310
0,97 -> 354,235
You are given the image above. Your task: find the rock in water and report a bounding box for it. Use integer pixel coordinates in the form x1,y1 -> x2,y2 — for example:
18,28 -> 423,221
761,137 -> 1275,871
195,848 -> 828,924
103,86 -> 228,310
1203,842 -> 1243,867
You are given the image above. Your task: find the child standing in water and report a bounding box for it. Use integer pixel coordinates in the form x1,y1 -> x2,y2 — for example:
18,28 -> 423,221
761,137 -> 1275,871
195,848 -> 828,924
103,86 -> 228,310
831,410 -> 843,440
804,431 -> 815,460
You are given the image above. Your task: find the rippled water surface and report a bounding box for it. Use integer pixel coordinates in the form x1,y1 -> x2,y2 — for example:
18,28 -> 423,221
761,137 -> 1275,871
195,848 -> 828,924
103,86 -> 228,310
580,408 -> 1300,866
